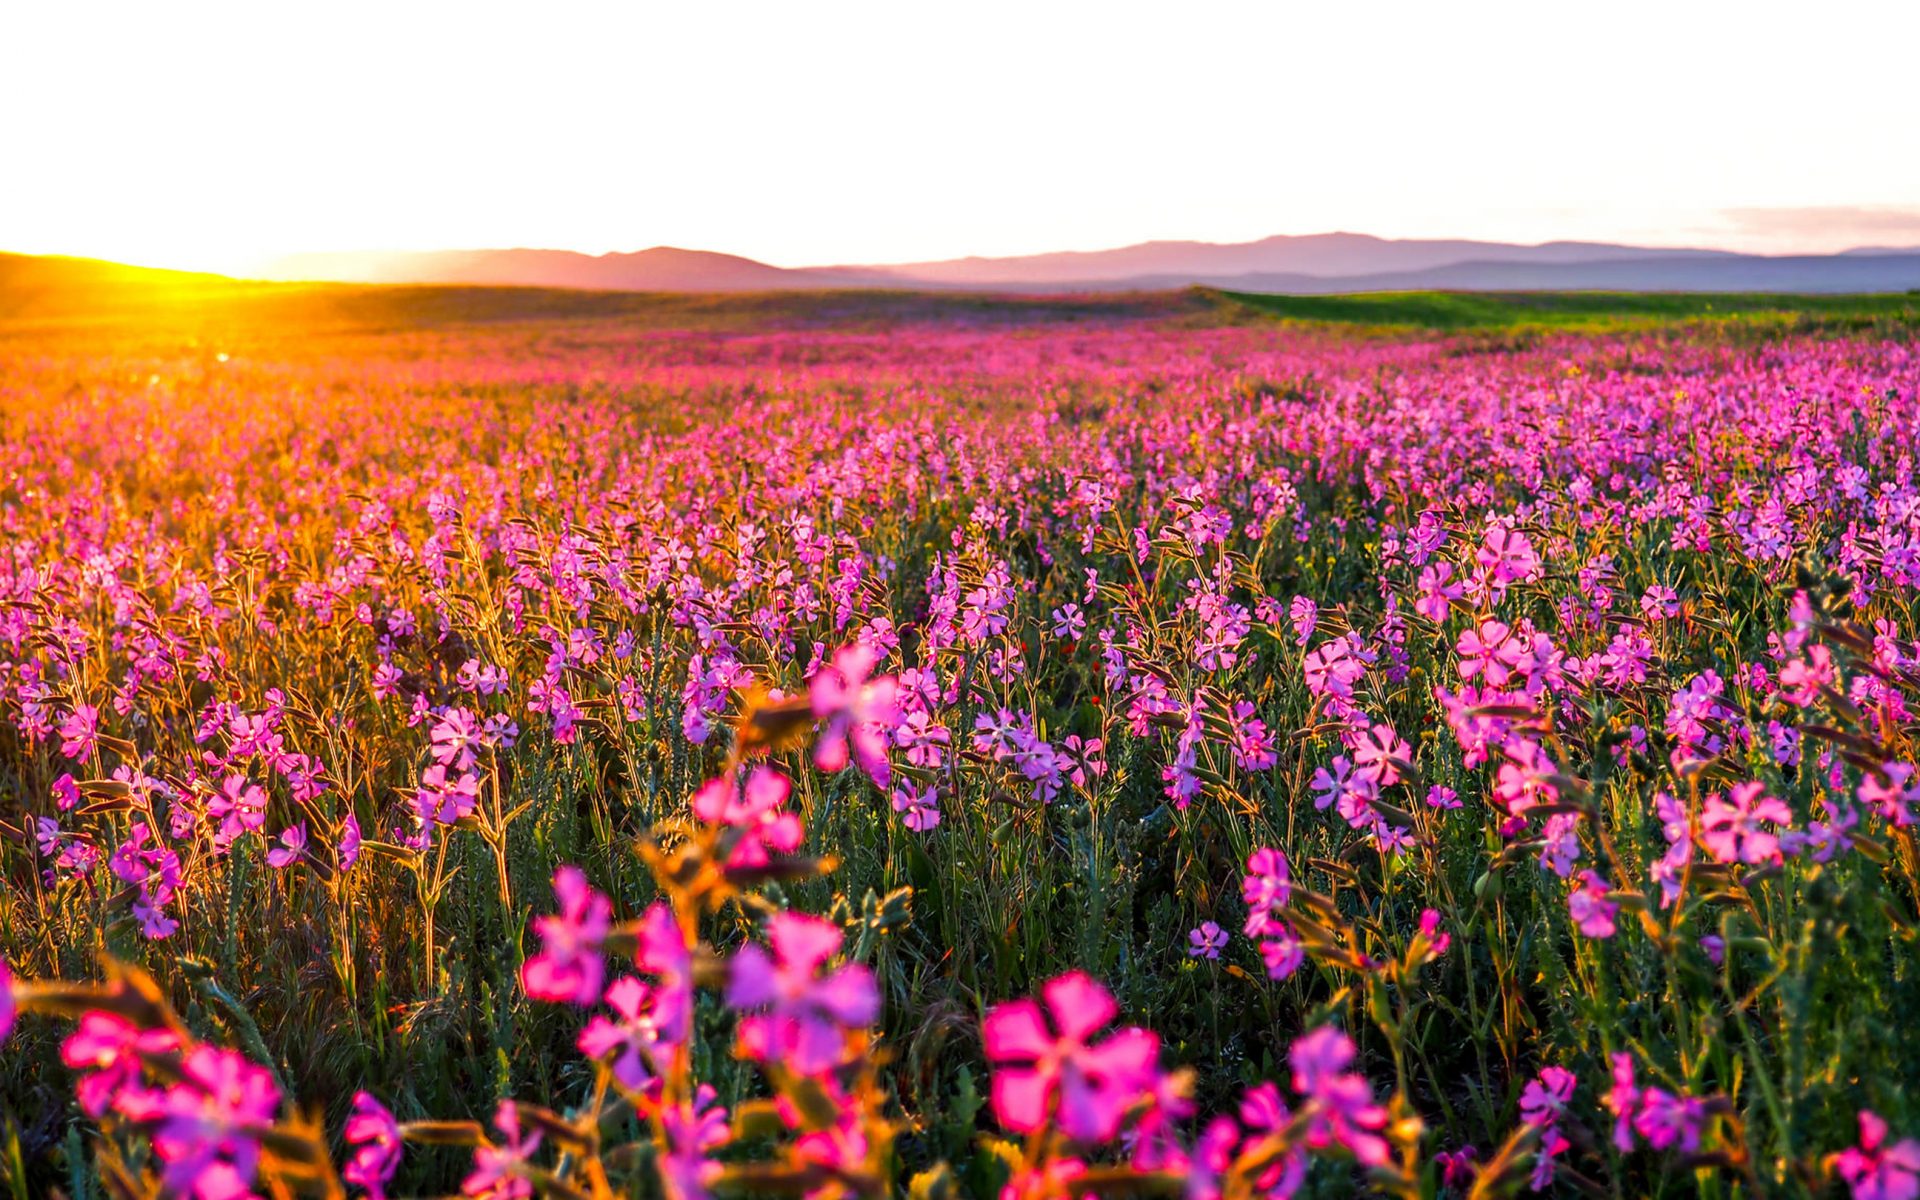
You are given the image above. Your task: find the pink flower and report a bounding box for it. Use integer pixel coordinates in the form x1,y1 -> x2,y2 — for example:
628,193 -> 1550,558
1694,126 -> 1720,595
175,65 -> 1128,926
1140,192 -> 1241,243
1778,645 -> 1836,706
59,704 -> 100,761
463,1101 -> 539,1199
1603,1053 -> 1640,1151
61,1011 -> 181,1118
0,961 -> 13,1046
1860,763 -> 1920,828
343,1091 -> 403,1200
521,866 -> 611,1006
1520,1066 -> 1577,1126
149,1046 -> 282,1200
1352,722 -> 1411,787
660,1085 -> 729,1200
1458,620 -> 1521,687
1633,1085 -> 1708,1152
726,912 -> 879,1075
577,977 -> 672,1093
265,822 -> 307,869
415,763 -> 481,826
691,767 -> 803,869
1415,908 -> 1451,958
809,643 -> 901,786
1187,921 -> 1227,959
1568,870 -> 1618,938
207,775 -> 267,847
982,971 -> 1161,1143
635,901 -> 693,1045
1833,1110 -> 1920,1200
1701,781 -> 1792,866
1289,1027 -> 1390,1165
1416,562 -> 1466,622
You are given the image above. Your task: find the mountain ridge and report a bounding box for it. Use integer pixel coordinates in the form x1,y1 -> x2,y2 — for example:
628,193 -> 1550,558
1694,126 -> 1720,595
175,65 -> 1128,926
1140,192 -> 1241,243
257,233 -> 1920,294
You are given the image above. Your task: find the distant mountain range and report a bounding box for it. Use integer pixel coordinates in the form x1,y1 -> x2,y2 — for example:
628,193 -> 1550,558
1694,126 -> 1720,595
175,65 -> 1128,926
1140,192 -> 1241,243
264,232 -> 1920,294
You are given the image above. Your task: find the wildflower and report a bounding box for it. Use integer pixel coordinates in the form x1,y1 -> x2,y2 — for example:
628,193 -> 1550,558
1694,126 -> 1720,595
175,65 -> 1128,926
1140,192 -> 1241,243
1633,1085 -> 1709,1152
521,866 -> 611,1006
578,977 -> 672,1093
1425,784 -> 1461,809
1051,603 -> 1086,640
1778,645 -> 1836,706
415,763 -> 481,826
1457,620 -> 1521,687
1860,763 -> 1920,827
1603,1053 -> 1640,1151
208,775 -> 267,847
1568,870 -> 1618,938
0,961 -> 12,1046
727,912 -> 879,1075
659,1085 -> 729,1200
983,971 -> 1160,1143
1435,1145 -> 1479,1190
59,704 -> 100,761
62,1011 -> 181,1118
1289,594 -> 1318,644
1701,781 -> 1792,866
265,822 -> 307,869
808,643 -> 901,786
1520,1066 -> 1576,1126
691,767 -> 803,868
149,1045 -> 282,1200
1831,1110 -> 1920,1200
1187,922 -> 1227,959
343,1092 -> 403,1200
463,1101 -> 540,1200
1289,1026 -> 1390,1165
339,815 -> 363,871
1352,722 -> 1411,786
890,782 -> 941,831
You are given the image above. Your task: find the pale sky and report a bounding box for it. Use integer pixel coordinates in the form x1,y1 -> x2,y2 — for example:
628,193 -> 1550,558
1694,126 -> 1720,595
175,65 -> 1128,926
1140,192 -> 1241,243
4,0 -> 1919,275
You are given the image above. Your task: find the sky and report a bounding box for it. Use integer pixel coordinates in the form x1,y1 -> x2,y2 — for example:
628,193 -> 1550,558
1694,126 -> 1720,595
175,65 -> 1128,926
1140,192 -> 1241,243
4,0 -> 1919,276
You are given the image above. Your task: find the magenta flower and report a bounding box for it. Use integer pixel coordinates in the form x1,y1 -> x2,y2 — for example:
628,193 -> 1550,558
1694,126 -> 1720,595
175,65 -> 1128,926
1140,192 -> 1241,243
520,866 -> 611,1006
1833,1110 -> 1920,1200
635,901 -> 694,1044
339,814 -> 363,871
1568,870 -> 1618,938
1603,1053 -> 1640,1151
660,1084 -> 729,1200
265,822 -> 308,869
59,704 -> 100,761
982,971 -> 1161,1143
1457,620 -> 1521,687
0,961 -> 13,1046
691,766 -> 803,869
61,1011 -> 181,1118
1701,781 -> 1792,866
149,1045 -> 283,1200
1632,1085 -> 1709,1152
727,912 -> 879,1075
1288,1026 -> 1389,1165
463,1101 -> 540,1200
808,643 -> 901,786
208,775 -> 266,847
1520,1065 -> 1577,1126
1187,922 -> 1227,959
577,977 -> 672,1093
342,1091 -> 403,1200
415,763 -> 481,826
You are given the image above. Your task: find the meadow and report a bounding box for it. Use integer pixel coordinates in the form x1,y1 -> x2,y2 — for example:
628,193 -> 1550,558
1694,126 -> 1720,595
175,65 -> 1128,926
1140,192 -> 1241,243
1,274 -> 1918,1199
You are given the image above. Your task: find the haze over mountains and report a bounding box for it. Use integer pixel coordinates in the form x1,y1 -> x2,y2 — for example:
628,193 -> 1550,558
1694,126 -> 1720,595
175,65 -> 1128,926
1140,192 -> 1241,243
264,232 -> 1920,295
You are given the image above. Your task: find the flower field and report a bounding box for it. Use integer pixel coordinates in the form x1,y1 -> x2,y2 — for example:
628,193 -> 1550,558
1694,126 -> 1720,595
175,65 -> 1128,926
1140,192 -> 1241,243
2,306 -> 1919,1198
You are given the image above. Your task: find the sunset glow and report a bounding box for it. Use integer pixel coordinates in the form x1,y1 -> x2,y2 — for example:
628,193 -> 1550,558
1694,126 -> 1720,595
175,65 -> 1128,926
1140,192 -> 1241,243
5,0 -> 1919,275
